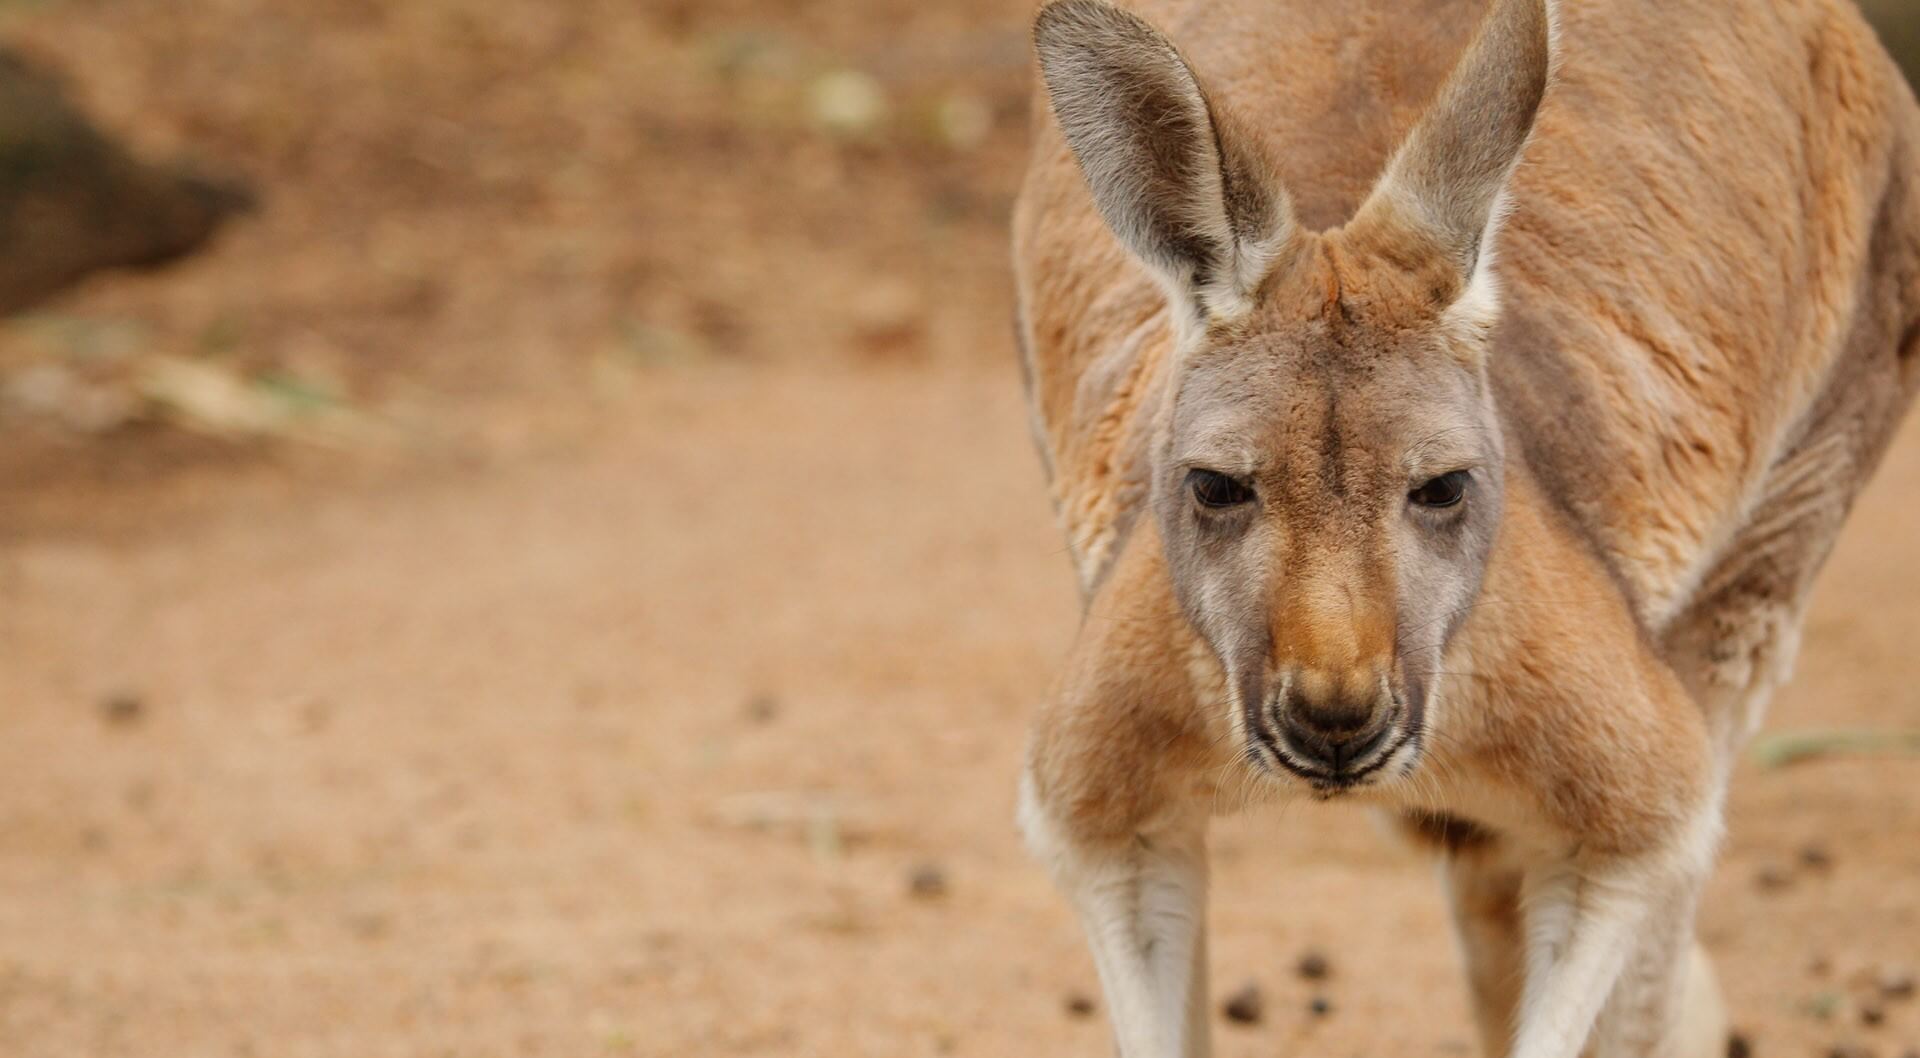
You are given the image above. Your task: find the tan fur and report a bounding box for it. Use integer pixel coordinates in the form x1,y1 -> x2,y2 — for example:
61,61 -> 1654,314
1014,0 -> 1920,1055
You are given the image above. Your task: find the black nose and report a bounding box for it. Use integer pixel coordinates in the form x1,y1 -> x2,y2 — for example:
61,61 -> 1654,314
1277,709 -> 1393,775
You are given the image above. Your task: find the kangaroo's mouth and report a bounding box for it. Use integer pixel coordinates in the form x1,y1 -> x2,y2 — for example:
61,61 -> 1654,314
1243,706 -> 1420,795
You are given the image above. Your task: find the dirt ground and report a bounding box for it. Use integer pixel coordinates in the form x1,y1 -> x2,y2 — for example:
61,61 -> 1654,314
0,1 -> 1917,1057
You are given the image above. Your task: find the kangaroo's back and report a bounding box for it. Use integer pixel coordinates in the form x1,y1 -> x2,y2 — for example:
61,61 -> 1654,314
1014,0 -> 1920,624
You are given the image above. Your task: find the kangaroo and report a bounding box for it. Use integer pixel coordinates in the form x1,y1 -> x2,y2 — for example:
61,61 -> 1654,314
1010,0 -> 1920,1055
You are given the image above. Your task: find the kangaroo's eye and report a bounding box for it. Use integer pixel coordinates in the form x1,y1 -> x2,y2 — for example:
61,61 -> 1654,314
1409,470 -> 1470,509
1187,469 -> 1255,509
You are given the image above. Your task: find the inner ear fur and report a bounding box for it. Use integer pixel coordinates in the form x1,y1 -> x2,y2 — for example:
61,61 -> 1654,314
1033,0 -> 1297,322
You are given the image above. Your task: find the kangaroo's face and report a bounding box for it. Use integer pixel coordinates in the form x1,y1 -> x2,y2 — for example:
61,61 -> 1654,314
1154,257 -> 1505,790
1034,0 -> 1548,789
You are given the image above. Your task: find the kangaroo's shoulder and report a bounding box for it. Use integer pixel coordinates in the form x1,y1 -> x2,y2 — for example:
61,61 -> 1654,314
1490,0 -> 1920,626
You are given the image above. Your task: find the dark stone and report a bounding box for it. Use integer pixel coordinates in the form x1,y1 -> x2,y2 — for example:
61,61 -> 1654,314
1798,844 -> 1835,871
906,863 -> 948,899
1221,981 -> 1263,1025
99,691 -> 144,726
1754,864 -> 1794,892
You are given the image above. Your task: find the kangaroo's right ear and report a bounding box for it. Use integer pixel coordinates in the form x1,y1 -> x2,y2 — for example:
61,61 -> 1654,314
1034,0 -> 1295,325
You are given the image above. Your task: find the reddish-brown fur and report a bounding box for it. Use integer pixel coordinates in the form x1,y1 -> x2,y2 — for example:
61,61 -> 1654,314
1013,1 -> 1920,1055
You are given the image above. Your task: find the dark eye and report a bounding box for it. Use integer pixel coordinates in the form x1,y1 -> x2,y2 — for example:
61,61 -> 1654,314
1409,470 -> 1470,509
1187,469 -> 1254,509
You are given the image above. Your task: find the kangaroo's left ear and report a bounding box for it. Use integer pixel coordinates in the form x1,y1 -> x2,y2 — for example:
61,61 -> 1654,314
1034,0 -> 1297,326
1349,0 -> 1554,306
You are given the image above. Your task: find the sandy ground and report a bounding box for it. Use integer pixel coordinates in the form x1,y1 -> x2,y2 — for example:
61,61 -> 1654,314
0,366 -> 1916,1058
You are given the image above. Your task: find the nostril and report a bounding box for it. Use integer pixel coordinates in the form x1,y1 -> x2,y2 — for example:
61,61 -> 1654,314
1334,724 -> 1391,769
1276,713 -> 1334,772
1290,700 -> 1373,736
1276,709 -> 1391,773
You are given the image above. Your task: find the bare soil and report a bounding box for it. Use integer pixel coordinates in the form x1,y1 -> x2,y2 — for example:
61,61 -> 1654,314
0,370 -> 1915,1057
0,0 -> 1916,1056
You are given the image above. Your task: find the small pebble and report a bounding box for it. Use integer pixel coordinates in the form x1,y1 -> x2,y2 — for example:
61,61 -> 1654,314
1798,844 -> 1834,872
1308,995 -> 1333,1017
1064,992 -> 1096,1018
743,693 -> 779,724
906,863 -> 949,899
345,910 -> 392,941
1755,864 -> 1795,892
99,692 -> 144,726
298,700 -> 331,733
1876,964 -> 1915,1001
808,69 -> 889,139
1726,1031 -> 1752,1058
1296,949 -> 1332,981
1857,1003 -> 1884,1028
1221,981 -> 1264,1025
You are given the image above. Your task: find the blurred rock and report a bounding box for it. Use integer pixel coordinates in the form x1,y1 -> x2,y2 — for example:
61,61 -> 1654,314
1063,992 -> 1096,1018
1727,1030 -> 1752,1058
1874,964 -> 1914,1000
344,910 -> 392,941
906,862 -> 948,900
1221,981 -> 1263,1025
98,691 -> 144,727
1307,995 -> 1333,1017
140,356 -> 284,436
1296,948 -> 1332,981
808,69 -> 888,139
743,692 -> 779,725
0,50 -> 252,315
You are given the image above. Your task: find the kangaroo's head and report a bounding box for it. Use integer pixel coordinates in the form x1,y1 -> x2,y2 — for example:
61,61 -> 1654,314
1035,0 -> 1551,792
